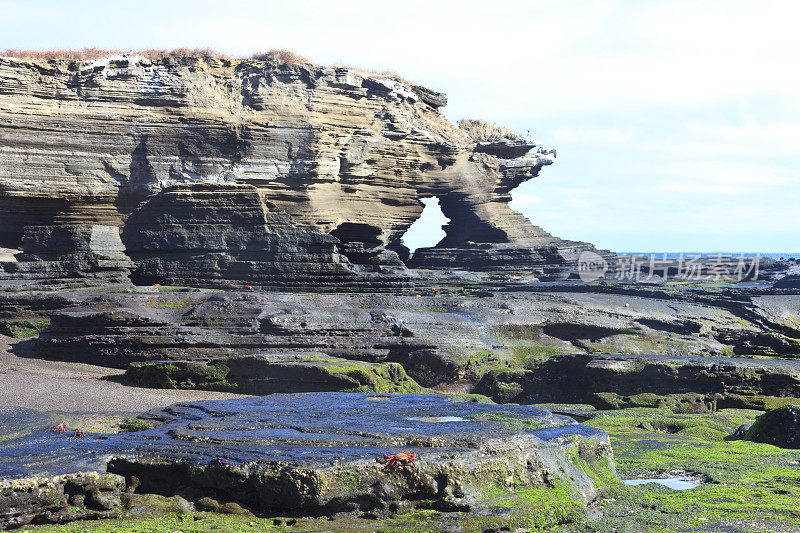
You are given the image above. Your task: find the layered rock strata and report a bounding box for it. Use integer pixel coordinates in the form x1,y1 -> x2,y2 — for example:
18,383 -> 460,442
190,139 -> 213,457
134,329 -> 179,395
123,354 -> 423,395
0,55 -> 601,283
122,182 -> 410,290
0,225 -> 132,282
29,286 -> 800,392
476,353 -> 800,407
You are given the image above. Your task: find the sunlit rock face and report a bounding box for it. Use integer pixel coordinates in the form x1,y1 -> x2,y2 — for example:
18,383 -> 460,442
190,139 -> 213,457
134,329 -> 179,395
0,54 -> 601,283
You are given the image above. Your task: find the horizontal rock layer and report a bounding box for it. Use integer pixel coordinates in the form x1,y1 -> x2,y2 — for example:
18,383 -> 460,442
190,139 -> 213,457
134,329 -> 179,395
0,224 -> 132,282
123,354 -> 423,395
27,284 -> 800,390
476,353 -> 800,405
0,394 -> 613,516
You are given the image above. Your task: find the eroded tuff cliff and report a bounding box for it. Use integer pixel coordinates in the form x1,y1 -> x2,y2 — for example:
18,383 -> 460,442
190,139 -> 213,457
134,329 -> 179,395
0,54 -> 599,286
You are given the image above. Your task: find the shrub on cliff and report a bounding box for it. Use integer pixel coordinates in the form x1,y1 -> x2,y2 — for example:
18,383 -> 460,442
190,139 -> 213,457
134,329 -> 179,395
1,47 -> 226,60
251,49 -> 309,64
458,118 -> 525,143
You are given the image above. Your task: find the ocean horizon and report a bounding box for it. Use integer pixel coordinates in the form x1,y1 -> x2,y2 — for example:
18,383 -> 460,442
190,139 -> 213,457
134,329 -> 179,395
616,252 -> 799,260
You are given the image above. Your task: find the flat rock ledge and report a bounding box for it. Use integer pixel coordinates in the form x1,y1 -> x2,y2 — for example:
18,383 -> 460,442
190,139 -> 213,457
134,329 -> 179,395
0,393 -> 616,528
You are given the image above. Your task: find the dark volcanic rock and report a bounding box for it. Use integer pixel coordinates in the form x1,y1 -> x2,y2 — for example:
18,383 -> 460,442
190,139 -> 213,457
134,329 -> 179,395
0,225 -> 132,283
123,183 -> 411,291
409,241 -> 611,277
0,394 -> 616,522
35,293 -> 431,368
123,354 -> 423,394
730,423 -> 752,439
744,405 -> 800,448
475,353 -> 800,406
775,275 -> 800,289
0,472 -> 125,529
112,393 -> 614,515
28,287 -> 800,394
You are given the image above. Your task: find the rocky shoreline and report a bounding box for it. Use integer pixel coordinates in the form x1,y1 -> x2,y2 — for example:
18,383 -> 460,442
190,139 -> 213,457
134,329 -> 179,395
0,53 -> 798,532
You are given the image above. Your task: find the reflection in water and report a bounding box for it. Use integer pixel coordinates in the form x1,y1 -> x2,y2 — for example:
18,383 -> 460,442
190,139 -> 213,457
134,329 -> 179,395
407,416 -> 467,423
623,477 -> 700,490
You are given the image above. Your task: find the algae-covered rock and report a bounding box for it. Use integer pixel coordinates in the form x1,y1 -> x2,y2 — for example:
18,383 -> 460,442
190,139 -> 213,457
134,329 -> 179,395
121,493 -> 194,518
101,393 -> 616,520
0,472 -> 124,529
744,405 -> 800,448
474,353 -> 800,408
124,354 -> 423,394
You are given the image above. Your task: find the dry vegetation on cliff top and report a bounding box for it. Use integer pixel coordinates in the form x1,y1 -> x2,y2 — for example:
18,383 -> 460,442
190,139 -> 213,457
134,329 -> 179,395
458,119 -> 525,142
0,47 -> 310,64
0,47 -> 416,83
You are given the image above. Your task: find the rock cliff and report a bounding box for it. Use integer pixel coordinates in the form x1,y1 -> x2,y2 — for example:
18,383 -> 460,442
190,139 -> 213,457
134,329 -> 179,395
0,54 -> 600,286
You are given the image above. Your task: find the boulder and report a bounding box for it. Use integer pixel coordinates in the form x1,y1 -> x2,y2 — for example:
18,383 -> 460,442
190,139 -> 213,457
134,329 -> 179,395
744,405 -> 800,448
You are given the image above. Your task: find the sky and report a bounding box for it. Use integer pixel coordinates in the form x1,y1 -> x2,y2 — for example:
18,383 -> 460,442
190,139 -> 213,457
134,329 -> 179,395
2,0 -> 799,253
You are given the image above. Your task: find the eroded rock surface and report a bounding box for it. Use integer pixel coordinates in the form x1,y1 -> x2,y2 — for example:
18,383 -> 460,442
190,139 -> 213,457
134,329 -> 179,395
0,393 -> 615,525
30,286 -> 800,380
0,55 -> 602,283
1,225 -> 132,283
476,353 -> 800,407
0,472 -> 125,529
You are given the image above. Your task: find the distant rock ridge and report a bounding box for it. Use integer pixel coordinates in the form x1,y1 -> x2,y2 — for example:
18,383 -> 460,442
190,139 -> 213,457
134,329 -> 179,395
0,54 -> 603,287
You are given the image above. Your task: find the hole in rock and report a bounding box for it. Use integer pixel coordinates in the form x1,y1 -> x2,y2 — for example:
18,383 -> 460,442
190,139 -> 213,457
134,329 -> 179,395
401,197 -> 449,257
0,248 -> 19,262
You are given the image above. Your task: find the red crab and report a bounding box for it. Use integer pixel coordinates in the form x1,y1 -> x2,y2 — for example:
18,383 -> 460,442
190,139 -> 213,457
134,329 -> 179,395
48,423 -> 67,433
72,428 -> 87,438
210,458 -> 231,467
377,451 -> 417,470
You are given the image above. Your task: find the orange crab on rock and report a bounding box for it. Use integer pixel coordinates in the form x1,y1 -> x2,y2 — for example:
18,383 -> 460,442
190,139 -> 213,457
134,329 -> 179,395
377,451 -> 417,470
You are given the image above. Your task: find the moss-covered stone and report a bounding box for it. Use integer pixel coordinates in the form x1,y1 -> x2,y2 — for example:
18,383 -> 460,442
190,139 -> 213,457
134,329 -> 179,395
124,354 -> 423,395
743,404 -> 800,448
0,318 -> 50,338
118,418 -> 155,432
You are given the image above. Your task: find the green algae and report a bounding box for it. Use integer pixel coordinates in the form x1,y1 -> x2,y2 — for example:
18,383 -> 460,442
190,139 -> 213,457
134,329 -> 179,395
574,408 -> 800,532
0,318 -> 50,338
118,419 -> 155,432
124,355 -> 422,395
467,411 -> 546,430
146,296 -> 201,309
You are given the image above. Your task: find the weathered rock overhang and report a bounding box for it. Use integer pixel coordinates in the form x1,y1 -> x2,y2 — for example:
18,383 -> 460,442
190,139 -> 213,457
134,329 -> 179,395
0,55 -> 602,286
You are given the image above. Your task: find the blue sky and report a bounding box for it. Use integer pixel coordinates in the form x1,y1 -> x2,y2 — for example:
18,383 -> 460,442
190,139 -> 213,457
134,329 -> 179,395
2,0 -> 798,253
